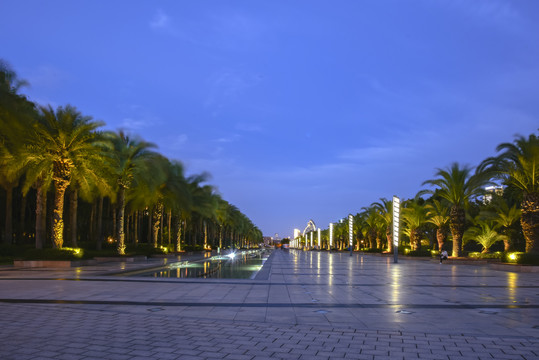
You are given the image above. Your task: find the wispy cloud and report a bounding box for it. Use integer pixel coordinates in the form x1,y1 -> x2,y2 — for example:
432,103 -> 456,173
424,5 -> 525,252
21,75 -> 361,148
149,9 -> 171,30
216,134 -> 241,143
24,65 -> 67,90
440,0 -> 520,26
338,145 -> 417,163
118,104 -> 161,131
204,70 -> 262,114
148,8 -> 198,43
236,123 -> 264,133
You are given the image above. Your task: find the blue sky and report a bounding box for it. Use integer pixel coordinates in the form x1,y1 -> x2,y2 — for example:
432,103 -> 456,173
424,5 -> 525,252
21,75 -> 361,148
1,1 -> 538,238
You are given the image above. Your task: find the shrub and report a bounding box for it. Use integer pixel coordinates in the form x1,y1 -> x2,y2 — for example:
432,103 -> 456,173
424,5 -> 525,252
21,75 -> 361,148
503,252 -> 539,265
406,249 -> 432,257
468,252 -> 503,260
361,248 -> 383,253
133,244 -> 167,256
22,248 -> 86,260
182,244 -> 204,252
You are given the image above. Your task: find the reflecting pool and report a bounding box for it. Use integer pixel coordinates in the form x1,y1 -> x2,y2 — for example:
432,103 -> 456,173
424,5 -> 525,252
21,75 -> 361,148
129,249 -> 271,279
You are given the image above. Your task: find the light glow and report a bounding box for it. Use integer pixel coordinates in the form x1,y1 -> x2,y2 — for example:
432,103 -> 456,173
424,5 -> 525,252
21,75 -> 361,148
329,223 -> 333,248
348,214 -> 353,247
392,196 -> 400,247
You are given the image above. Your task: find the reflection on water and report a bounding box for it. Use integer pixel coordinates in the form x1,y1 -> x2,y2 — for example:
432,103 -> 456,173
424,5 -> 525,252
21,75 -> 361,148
390,265 -> 401,304
133,250 -> 271,279
507,272 -> 518,302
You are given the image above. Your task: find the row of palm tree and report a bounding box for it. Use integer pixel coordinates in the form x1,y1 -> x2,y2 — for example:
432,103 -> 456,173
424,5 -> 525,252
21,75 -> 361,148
300,132 -> 538,256
0,60 -> 262,254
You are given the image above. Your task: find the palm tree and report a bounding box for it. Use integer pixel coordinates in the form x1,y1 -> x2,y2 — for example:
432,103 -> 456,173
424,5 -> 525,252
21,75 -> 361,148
0,60 -> 35,245
108,131 -> 161,254
480,196 -> 521,252
425,199 -> 450,251
66,131 -> 113,247
161,161 -> 191,251
402,200 -> 430,251
21,105 -> 104,248
463,217 -> 507,253
372,198 -> 393,252
421,163 -> 493,257
481,133 -> 539,253
361,207 -> 379,249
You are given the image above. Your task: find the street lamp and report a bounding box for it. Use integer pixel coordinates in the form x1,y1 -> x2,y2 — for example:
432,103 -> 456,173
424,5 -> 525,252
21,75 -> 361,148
348,214 -> 353,257
393,196 -> 400,263
329,223 -> 333,251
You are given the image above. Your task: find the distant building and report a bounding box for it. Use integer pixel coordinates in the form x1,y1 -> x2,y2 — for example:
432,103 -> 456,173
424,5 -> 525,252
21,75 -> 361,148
484,186 -> 504,204
262,236 -> 273,246
294,229 -> 301,239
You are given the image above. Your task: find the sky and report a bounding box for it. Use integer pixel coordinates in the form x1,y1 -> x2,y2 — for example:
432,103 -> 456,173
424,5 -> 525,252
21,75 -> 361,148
1,1 -> 539,239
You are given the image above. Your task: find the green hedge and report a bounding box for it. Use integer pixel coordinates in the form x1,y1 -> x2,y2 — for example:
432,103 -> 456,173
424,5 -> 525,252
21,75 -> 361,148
360,248 -> 384,253
502,252 -> 539,265
22,248 -> 88,260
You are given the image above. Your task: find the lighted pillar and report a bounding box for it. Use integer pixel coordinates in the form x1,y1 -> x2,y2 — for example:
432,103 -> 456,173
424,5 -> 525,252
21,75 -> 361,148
317,228 -> 321,249
393,196 -> 400,263
348,214 -> 353,257
310,232 -> 313,248
329,223 -> 333,250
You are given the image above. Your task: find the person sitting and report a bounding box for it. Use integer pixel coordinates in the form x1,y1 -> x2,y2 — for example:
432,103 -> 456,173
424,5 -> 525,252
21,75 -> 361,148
440,250 -> 448,263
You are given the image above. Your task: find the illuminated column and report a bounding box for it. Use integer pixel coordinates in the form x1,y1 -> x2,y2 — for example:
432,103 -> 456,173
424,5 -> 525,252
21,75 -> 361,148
329,223 -> 333,250
393,196 -> 400,263
317,228 -> 321,248
310,232 -> 313,248
349,214 -> 353,256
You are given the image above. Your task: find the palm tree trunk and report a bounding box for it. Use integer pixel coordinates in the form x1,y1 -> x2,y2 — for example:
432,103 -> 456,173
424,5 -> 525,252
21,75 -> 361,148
204,221 -> 208,249
19,193 -> 27,243
219,226 -> 223,249
126,213 -> 131,244
175,216 -> 182,251
152,204 -> 162,248
436,227 -> 446,251
411,229 -> 421,251
112,204 -> 117,241
96,196 -> 103,250
89,200 -> 95,244
521,192 -> 539,253
386,226 -> 393,253
168,209 -> 172,246
52,180 -> 69,248
3,184 -> 14,244
450,206 -> 465,257
117,187 -> 126,255
35,182 -> 47,249
134,210 -> 139,244
147,210 -> 152,244
69,188 -> 78,248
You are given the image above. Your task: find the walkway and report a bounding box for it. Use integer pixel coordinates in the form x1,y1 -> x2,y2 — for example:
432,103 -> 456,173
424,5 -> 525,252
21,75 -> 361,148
0,250 -> 538,359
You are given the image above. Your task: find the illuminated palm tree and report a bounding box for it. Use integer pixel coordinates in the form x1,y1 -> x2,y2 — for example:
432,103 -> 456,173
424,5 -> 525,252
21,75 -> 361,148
21,105 -> 104,248
0,60 -> 35,245
402,200 -> 430,251
463,217 -> 507,253
108,131 -> 161,254
372,198 -> 393,252
481,133 -> 539,253
425,199 -> 450,251
421,163 -> 493,257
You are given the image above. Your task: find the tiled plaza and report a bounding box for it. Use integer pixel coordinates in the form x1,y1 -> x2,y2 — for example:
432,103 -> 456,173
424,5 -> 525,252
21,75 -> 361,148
0,250 -> 538,359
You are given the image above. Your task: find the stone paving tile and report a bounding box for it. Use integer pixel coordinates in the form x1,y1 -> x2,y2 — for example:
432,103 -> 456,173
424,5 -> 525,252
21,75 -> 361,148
1,251 -> 539,360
